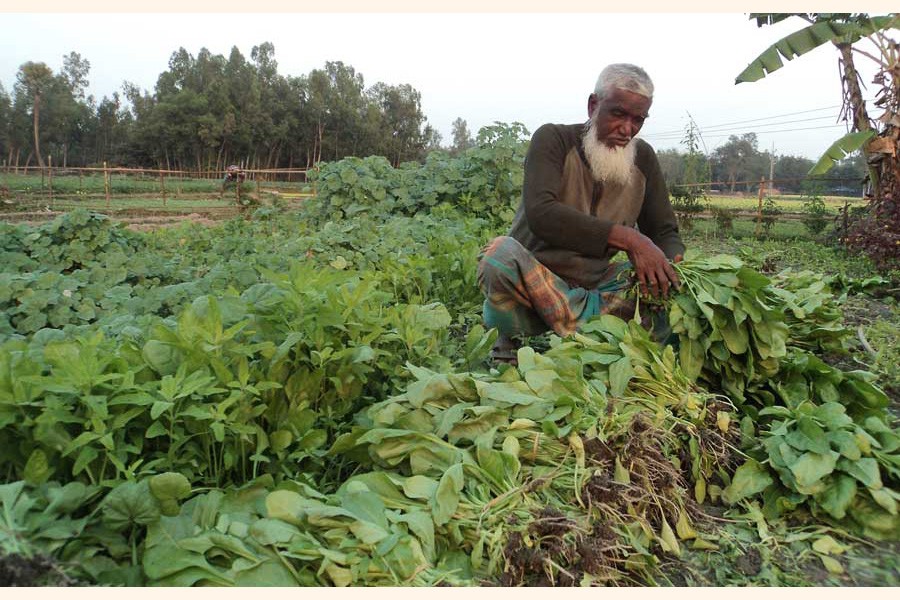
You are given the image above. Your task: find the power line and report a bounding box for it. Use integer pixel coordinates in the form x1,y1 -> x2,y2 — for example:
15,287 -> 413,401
645,123 -> 848,144
647,105 -> 843,137
645,98 -> 879,138
646,115 -> 842,140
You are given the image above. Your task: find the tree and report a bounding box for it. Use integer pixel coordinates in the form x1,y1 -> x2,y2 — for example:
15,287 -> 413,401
369,82 -> 427,164
15,61 -> 55,168
61,52 -> 90,100
0,83 -> 10,164
773,155 -> 815,194
450,117 -> 473,155
711,133 -> 765,192
737,12 -> 900,267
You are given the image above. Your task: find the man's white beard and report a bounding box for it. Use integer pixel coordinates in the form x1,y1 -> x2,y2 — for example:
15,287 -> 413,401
582,120 -> 637,186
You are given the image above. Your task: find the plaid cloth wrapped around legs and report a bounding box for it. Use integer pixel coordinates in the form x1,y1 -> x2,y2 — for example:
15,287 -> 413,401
477,236 -> 669,340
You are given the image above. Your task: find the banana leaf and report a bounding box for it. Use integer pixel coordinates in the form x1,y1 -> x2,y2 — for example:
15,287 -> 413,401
736,15 -> 898,83
808,130 -> 876,175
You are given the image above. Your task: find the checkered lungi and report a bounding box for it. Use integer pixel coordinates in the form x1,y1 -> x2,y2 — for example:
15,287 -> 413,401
477,235 -> 667,339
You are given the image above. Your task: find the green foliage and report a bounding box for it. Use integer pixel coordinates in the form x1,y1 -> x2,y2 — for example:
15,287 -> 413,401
306,122 -> 529,227
710,206 -> 736,237
1,198 -> 898,585
802,189 -> 830,235
760,196 -> 782,235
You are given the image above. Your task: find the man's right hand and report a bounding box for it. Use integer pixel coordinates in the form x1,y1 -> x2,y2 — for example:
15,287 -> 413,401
608,225 -> 680,299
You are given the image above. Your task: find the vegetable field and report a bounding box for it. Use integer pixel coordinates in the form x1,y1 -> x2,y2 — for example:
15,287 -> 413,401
1,133 -> 898,586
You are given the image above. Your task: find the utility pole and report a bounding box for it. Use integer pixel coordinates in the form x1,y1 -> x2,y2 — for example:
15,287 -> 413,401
769,142 -> 775,188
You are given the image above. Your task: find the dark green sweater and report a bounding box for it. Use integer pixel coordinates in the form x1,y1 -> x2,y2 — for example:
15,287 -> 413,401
508,123 -> 684,289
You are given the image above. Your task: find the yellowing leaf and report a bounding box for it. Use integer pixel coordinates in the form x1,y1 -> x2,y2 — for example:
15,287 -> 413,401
675,510 -> 697,540
691,538 -> 719,551
658,518 -> 681,556
568,434 -> 585,469
614,456 -> 631,484
812,535 -> 848,556
818,554 -> 844,575
869,488 -> 898,516
716,411 -> 731,434
325,562 -> 353,586
695,478 -> 707,504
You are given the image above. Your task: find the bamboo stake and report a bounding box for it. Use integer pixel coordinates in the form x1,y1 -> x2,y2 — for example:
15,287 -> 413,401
755,177 -> 765,238
48,155 -> 53,209
104,161 -> 111,210
160,170 -> 167,207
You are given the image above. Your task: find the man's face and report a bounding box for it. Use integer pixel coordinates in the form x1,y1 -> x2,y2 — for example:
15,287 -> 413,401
587,87 -> 651,149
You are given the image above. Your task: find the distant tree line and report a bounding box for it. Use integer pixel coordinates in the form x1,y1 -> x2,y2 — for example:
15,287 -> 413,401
656,132 -> 867,197
0,43 -> 456,173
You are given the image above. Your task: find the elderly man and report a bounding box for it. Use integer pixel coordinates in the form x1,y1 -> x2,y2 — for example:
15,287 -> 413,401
477,64 -> 684,362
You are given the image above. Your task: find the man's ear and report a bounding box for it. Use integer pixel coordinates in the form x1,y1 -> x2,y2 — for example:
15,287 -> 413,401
587,94 -> 598,120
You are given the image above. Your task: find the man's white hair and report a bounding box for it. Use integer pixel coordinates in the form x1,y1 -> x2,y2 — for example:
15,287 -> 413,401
593,64 -> 654,101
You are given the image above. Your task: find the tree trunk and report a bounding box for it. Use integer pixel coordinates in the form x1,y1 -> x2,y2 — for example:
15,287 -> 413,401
32,93 -> 44,169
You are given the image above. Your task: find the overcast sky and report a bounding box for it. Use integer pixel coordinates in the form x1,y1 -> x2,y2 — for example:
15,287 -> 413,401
0,12 -> 887,160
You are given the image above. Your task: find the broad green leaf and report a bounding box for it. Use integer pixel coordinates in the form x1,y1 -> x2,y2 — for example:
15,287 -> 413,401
789,451 -> 837,490
785,417 -> 831,454
815,402 -> 853,430
432,462 -> 464,525
249,518 -> 301,546
402,475 -> 438,500
609,357 -> 634,397
342,472 -> 408,504
397,511 -> 436,562
23,448 -> 52,485
103,480 -> 160,530
838,456 -> 882,489
384,536 -> 429,580
815,474 -> 857,519
723,459 -> 774,504
828,430 -> 861,460
265,490 -> 305,526
46,482 -> 90,515
149,472 -> 191,501
341,489 -> 389,531
233,558 -> 302,586
143,545 -> 232,586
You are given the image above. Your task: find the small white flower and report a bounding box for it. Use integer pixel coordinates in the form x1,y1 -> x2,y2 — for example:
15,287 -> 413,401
62,289 -> 72,298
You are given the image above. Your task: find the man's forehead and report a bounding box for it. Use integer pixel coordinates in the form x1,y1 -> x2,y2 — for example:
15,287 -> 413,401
602,88 -> 651,115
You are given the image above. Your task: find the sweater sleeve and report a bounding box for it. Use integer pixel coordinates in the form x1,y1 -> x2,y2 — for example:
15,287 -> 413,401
521,124 -> 615,257
636,141 -> 685,259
